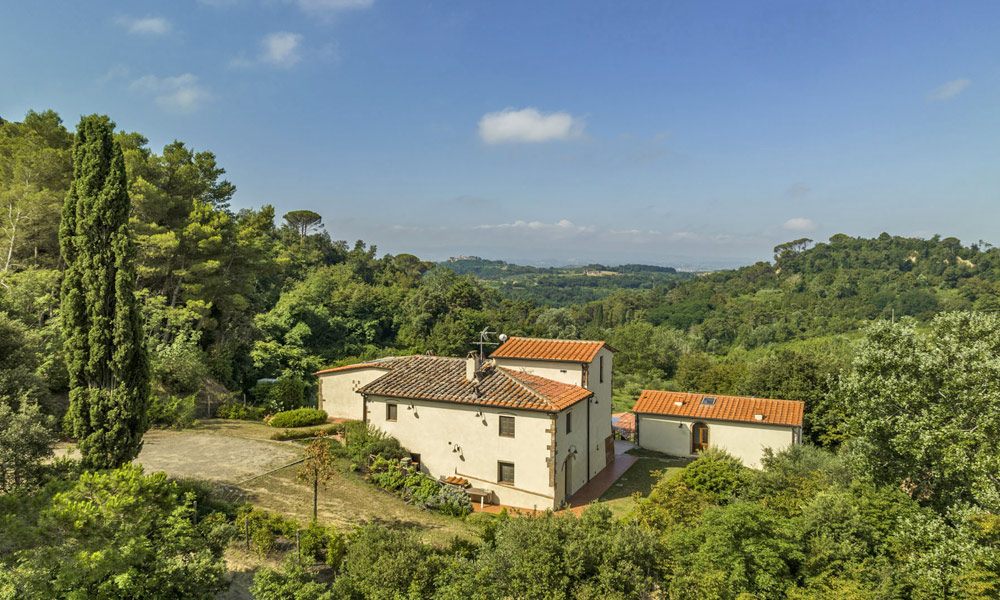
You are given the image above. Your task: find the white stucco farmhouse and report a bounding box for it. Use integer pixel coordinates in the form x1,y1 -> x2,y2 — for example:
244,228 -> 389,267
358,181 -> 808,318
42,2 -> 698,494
314,337 -> 616,510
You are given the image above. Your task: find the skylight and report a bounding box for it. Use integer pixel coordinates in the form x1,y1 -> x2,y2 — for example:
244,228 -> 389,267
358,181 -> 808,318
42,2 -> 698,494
700,396 -> 717,406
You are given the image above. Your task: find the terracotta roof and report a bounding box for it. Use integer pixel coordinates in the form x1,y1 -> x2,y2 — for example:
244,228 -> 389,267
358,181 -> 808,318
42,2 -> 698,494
489,337 -> 615,363
632,390 -> 804,427
357,355 -> 592,412
612,412 -> 636,435
314,356 -> 414,376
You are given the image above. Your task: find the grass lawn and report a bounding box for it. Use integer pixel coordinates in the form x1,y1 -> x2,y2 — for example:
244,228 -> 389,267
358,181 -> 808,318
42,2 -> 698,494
597,456 -> 689,518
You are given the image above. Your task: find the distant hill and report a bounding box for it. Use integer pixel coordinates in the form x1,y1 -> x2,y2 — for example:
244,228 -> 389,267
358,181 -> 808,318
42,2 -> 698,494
573,233 -> 1000,352
438,257 -> 690,306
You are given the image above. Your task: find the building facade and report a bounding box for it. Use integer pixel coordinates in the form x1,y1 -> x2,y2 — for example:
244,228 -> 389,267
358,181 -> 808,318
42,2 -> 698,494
633,390 -> 803,469
312,337 -> 617,509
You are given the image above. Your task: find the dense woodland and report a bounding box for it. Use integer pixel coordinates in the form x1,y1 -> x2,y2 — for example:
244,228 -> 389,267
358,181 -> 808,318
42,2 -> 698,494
2,110 -> 1000,598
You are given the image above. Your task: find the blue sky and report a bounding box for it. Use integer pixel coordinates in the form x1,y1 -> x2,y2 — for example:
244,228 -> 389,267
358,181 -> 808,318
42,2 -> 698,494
2,1 -> 999,267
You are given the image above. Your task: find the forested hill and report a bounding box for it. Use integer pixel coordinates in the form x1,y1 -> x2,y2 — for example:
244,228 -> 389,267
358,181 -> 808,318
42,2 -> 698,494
440,256 -> 690,305
5,109 -> 1000,433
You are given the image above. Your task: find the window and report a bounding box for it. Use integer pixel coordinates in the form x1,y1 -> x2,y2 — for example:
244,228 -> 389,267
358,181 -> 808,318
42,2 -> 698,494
599,355 -> 604,384
566,411 -> 572,434
498,461 -> 515,485
386,403 -> 397,421
700,396 -> 717,407
499,415 -> 515,438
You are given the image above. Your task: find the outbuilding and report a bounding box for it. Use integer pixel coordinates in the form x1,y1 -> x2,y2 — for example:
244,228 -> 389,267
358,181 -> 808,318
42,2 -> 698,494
633,390 -> 803,468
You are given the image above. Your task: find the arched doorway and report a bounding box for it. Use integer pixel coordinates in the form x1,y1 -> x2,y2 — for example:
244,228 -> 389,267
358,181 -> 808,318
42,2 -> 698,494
692,422 -> 709,453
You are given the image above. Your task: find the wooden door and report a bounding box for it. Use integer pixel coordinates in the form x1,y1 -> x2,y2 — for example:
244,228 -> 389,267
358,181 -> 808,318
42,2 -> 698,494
565,459 -> 573,498
604,435 -> 615,465
692,422 -> 709,453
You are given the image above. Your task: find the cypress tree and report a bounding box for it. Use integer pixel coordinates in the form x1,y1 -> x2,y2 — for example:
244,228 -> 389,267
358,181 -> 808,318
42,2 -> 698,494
60,115 -> 150,469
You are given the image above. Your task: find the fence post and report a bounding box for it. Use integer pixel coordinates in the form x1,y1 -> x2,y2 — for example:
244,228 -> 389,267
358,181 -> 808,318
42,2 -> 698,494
245,516 -> 250,551
296,530 -> 301,561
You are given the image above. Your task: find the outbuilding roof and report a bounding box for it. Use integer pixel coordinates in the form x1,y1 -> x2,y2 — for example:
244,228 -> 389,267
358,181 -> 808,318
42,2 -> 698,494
357,355 -> 592,412
632,390 -> 804,427
314,356 -> 413,376
489,337 -> 615,363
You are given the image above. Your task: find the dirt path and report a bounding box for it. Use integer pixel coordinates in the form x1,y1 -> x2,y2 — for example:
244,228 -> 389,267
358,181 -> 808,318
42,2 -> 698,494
137,430 -> 302,483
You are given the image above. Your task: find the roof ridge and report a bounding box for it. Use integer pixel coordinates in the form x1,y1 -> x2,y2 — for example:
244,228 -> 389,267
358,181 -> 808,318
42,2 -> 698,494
508,336 -> 604,343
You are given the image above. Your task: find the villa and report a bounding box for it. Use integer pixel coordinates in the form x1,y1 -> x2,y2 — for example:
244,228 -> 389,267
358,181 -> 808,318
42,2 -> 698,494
315,337 -> 616,510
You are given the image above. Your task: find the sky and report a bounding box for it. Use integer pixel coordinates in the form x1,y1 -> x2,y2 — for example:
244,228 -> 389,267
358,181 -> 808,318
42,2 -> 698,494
2,1 -> 999,268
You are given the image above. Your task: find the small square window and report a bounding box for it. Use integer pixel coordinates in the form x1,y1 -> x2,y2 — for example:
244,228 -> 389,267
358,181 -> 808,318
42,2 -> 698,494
386,403 -> 397,421
566,411 -> 572,434
498,461 -> 515,485
499,415 -> 515,438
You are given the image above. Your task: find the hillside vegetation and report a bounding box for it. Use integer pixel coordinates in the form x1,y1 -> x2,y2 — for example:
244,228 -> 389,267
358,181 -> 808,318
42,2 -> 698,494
4,109 -> 1000,599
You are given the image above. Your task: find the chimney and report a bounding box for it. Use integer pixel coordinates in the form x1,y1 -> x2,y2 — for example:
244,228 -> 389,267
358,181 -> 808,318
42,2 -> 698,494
466,352 -> 482,381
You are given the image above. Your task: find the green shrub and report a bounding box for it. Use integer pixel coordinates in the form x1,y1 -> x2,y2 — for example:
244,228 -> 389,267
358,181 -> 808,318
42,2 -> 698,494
237,507 -> 299,557
368,456 -> 472,517
267,408 -> 328,428
342,421 -> 407,464
215,403 -> 268,421
252,378 -> 308,413
148,393 -> 198,429
270,424 -> 340,441
682,447 -> 749,504
299,521 -> 346,568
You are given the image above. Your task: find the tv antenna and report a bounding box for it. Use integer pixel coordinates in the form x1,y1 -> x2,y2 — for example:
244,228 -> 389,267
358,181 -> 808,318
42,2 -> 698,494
473,328 -> 506,361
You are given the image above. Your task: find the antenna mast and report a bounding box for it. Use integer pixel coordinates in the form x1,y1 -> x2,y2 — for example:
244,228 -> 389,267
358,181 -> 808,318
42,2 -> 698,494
473,328 -> 503,361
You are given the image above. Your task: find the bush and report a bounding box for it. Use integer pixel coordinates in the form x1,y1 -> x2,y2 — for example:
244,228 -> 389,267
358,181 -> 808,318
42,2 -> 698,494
236,507 -> 299,557
342,421 -> 407,465
215,403 -> 268,421
270,424 -> 340,441
368,456 -> 472,517
267,408 -> 328,428
148,393 -> 198,429
299,521 -> 346,568
252,378 -> 307,413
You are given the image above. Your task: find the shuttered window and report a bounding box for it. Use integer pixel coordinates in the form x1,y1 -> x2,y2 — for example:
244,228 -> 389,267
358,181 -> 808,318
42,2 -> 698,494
498,461 -> 515,484
386,403 -> 397,421
499,416 -> 515,438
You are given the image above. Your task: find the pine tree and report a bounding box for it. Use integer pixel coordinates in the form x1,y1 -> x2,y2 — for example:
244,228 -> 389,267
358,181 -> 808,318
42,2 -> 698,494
60,115 -> 150,469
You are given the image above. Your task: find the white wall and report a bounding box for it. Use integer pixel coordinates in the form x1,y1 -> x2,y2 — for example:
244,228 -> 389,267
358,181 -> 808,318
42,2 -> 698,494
317,368 -> 388,420
494,346 -> 615,482
491,357 -> 586,387
366,395 -> 558,510
636,414 -> 797,469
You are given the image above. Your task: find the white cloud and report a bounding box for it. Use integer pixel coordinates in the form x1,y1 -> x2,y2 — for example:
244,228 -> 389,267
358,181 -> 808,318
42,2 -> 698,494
261,32 -> 303,67
478,107 -> 585,145
782,217 -> 817,232
130,74 -> 210,113
115,16 -> 172,36
232,32 -> 304,68
927,78 -> 971,102
475,219 -> 596,234
293,0 -> 374,15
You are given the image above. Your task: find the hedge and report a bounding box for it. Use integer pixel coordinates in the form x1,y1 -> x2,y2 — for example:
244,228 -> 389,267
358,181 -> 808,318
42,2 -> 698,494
216,403 -> 268,421
269,424 -> 342,441
266,408 -> 328,428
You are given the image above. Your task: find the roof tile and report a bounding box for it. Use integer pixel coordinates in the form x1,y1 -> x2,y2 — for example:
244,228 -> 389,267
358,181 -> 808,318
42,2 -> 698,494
356,355 -> 592,412
633,390 -> 804,427
489,337 -> 614,363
